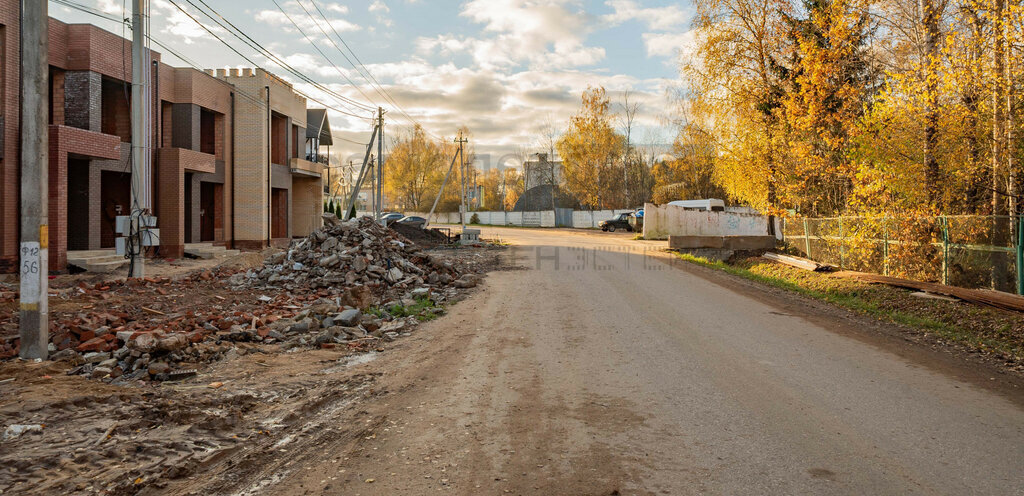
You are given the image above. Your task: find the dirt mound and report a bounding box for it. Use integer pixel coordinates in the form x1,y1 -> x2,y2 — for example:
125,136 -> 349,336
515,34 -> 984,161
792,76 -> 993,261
392,222 -> 451,248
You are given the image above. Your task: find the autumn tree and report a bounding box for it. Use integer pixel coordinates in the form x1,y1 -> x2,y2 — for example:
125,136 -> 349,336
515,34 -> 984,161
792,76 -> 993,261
384,124 -> 449,211
684,0 -> 792,212
652,124 -> 728,203
557,86 -> 627,209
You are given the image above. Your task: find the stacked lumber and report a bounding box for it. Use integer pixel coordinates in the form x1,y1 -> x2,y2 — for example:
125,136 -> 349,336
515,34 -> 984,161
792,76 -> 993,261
834,271 -> 1024,313
762,252 -> 835,272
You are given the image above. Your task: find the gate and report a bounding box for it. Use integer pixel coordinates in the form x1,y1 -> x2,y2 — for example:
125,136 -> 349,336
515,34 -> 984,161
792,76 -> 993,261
555,208 -> 572,227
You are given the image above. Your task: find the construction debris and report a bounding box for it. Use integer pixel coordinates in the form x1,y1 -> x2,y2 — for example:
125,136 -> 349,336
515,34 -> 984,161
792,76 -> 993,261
240,216 -> 459,290
762,252 -> 835,272
0,215 -> 501,381
834,271 -> 1024,313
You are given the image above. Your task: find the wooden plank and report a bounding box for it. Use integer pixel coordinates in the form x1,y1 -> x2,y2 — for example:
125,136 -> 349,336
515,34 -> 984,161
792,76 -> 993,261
834,271 -> 1024,313
762,252 -> 834,272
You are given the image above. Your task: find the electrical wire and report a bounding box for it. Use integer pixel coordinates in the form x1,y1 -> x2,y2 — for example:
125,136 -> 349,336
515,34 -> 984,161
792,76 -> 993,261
165,0 -> 375,120
53,0 -> 373,149
183,0 -> 376,116
304,0 -> 431,138
267,0 -> 383,110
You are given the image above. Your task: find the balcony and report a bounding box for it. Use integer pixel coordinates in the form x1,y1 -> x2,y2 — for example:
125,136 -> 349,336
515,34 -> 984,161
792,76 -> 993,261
289,157 -> 322,178
158,147 -> 216,174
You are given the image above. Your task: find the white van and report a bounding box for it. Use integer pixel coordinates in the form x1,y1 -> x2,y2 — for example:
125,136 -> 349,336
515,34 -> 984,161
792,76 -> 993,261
667,199 -> 726,211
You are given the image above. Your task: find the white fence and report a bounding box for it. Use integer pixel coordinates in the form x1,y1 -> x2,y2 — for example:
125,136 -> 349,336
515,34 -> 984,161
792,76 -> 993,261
642,203 -> 775,240
356,209 -> 636,229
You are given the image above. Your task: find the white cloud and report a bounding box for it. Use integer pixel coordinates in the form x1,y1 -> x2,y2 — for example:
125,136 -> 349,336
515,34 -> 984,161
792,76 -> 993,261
602,0 -> 688,31
417,0 -> 605,70
320,2 -> 349,14
254,2 -> 361,34
152,0 -> 224,45
95,0 -> 122,15
642,30 -> 696,59
368,0 -> 393,27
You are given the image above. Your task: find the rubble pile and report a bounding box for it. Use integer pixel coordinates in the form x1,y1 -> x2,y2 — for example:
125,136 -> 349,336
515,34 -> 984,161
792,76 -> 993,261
238,215 -> 465,291
0,214 -> 488,382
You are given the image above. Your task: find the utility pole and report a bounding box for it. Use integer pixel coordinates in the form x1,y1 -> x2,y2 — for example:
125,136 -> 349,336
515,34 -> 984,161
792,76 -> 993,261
376,107 -> 384,223
19,0 -> 49,360
455,133 -> 468,231
128,0 -> 149,277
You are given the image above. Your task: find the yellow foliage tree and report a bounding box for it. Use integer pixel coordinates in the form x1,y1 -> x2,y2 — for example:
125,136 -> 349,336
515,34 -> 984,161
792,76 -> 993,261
556,86 -> 627,209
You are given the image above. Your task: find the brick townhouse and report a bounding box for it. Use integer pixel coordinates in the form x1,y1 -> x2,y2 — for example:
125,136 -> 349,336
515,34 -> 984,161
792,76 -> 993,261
0,7 -> 327,273
213,68 -> 324,249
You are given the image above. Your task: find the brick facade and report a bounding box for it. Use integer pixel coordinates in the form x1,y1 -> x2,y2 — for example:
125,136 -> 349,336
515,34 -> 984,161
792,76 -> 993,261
214,68 -> 320,247
0,9 -> 239,272
1,7 -> 324,273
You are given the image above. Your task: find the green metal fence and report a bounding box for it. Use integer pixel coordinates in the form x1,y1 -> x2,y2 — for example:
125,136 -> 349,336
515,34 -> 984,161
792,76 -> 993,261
781,215 -> 1024,294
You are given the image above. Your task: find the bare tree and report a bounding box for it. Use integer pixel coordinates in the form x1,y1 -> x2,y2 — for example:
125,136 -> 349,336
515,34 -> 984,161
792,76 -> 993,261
617,91 -> 641,206
535,117 -> 560,211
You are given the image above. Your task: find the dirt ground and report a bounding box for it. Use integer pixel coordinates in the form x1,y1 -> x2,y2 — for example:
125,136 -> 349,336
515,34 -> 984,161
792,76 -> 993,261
2,228 -> 1023,495
0,244 -> 508,495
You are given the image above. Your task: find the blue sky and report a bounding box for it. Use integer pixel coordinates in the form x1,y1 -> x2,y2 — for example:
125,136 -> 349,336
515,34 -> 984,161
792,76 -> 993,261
51,0 -> 694,165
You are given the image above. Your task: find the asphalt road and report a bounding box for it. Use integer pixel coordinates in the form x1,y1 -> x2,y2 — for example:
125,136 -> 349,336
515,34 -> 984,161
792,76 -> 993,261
278,227 -> 1024,495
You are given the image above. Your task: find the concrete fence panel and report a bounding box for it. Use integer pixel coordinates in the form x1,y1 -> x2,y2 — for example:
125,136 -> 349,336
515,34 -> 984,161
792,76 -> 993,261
540,210 -> 556,227
642,203 -> 769,240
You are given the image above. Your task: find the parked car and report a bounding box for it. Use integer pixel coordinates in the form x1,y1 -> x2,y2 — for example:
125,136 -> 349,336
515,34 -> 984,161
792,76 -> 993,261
599,213 -> 634,232
396,216 -> 427,229
382,212 -> 405,226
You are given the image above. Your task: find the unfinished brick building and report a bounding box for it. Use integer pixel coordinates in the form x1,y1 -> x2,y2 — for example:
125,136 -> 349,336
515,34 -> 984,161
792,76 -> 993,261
213,68 -> 323,250
0,9 -> 330,273
0,11 -> 236,273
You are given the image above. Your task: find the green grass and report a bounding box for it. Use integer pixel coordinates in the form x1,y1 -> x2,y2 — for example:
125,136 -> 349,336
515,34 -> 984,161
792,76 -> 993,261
369,296 -> 442,322
673,253 -> 981,350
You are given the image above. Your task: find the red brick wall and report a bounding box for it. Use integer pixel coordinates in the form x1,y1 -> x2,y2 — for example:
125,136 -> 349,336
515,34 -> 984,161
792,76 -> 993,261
1,8 -> 239,273
157,149 -> 184,259
47,125 -> 121,271
0,4 -> 20,272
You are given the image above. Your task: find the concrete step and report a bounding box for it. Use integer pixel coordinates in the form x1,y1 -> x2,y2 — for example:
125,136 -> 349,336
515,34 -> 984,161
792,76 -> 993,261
85,259 -> 128,273
68,254 -> 124,266
67,250 -> 128,273
184,245 -> 240,259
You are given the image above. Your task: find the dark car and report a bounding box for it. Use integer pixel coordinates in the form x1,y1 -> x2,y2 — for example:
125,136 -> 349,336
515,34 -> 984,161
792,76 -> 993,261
599,213 -> 634,232
396,216 -> 427,229
382,212 -> 405,226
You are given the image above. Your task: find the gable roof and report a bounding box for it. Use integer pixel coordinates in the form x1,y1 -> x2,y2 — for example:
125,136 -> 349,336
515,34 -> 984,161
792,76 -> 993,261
305,108 -> 333,146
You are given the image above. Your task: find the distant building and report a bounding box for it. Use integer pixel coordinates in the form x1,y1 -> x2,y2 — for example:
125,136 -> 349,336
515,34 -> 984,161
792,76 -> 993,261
522,153 -> 562,190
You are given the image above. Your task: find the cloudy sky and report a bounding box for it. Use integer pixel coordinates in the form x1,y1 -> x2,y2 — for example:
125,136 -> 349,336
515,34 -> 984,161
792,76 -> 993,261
51,0 -> 691,167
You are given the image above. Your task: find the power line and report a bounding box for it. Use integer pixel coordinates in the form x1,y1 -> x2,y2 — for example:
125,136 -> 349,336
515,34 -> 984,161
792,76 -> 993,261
185,0 -> 376,116
164,0 -> 374,120
270,0 -> 383,110
52,0 -> 372,147
303,0 -> 442,141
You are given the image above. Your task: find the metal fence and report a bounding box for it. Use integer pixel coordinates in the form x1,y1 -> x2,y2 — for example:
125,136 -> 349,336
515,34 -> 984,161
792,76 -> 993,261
782,216 -> 1024,294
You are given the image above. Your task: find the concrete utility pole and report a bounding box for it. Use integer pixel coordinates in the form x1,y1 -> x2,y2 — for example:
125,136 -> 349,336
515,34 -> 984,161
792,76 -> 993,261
455,133 -> 468,231
19,0 -> 49,360
128,0 -> 148,277
376,107 -> 384,223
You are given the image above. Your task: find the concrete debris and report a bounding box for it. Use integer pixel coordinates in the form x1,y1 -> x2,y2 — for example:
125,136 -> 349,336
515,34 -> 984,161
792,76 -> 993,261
239,217 -> 459,292
3,424 -> 43,441
0,216 -> 496,385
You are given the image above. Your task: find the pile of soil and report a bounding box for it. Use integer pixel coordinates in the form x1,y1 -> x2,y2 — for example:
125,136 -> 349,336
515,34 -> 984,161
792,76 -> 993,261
392,222 -> 451,248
